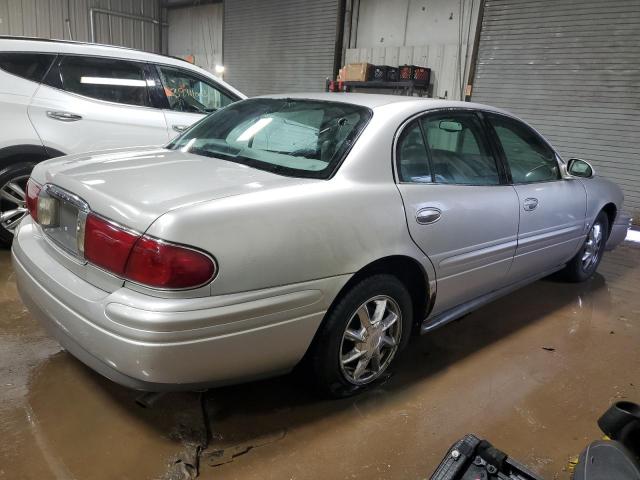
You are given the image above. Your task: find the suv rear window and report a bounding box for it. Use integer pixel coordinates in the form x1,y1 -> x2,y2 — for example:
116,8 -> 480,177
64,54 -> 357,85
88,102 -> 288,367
59,56 -> 150,107
0,53 -> 56,82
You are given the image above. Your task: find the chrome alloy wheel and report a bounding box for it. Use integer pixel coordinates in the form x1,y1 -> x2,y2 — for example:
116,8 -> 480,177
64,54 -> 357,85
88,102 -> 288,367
339,295 -> 402,385
0,175 -> 29,234
582,221 -> 604,270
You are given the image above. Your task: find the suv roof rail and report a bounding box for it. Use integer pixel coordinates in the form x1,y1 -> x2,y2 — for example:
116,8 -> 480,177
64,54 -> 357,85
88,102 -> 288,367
0,35 -> 191,65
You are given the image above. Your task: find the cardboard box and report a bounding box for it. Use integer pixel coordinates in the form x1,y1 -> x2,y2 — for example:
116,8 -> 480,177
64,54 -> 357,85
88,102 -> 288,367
341,63 -> 373,82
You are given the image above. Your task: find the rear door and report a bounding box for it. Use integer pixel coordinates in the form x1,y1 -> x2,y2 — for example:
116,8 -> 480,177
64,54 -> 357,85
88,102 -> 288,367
485,113 -> 587,280
28,55 -> 169,155
154,65 -> 240,139
396,110 -> 520,315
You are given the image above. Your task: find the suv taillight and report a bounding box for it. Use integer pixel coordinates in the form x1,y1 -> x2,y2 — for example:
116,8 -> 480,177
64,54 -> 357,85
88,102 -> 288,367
26,178 -> 41,222
83,213 -> 216,289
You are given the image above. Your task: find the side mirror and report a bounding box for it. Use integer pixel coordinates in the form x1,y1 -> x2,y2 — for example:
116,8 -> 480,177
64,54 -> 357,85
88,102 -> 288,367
567,158 -> 594,178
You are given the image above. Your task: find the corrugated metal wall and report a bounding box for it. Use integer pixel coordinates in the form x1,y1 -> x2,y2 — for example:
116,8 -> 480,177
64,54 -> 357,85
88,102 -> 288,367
0,0 -> 163,53
223,0 -> 340,96
168,3 -> 223,74
473,0 -> 640,221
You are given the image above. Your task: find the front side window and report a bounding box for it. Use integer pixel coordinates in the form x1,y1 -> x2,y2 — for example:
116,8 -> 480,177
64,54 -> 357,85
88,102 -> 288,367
158,66 -> 237,114
488,114 -> 559,183
0,53 -> 56,82
168,98 -> 371,179
420,112 -> 500,185
397,121 -> 432,183
59,56 -> 150,106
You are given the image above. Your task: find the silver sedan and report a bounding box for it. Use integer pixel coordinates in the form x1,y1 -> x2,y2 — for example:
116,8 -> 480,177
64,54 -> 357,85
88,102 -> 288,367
12,93 -> 631,397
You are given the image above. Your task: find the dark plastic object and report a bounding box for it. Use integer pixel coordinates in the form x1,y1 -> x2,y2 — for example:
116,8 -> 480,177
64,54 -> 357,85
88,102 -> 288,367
387,66 -> 399,81
373,65 -> 388,81
430,434 -> 542,480
372,65 -> 400,82
430,434 -> 479,480
598,401 -> 640,453
573,441 -> 640,480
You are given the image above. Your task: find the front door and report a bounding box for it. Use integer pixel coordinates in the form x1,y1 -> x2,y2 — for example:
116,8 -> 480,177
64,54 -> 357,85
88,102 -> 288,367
486,113 -> 587,280
396,111 -> 520,315
29,55 -> 169,155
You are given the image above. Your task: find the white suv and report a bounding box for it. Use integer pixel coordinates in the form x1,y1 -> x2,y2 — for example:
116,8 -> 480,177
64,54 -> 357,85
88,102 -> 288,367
0,36 -> 245,246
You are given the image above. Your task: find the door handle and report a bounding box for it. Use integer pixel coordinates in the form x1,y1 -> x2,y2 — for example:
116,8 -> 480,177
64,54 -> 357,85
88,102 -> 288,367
523,198 -> 539,211
172,125 -> 188,133
46,111 -> 82,122
416,207 -> 442,225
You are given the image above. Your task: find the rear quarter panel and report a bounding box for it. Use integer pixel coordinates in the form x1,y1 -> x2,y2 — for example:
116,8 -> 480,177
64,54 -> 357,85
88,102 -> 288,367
146,178 -> 430,296
0,70 -> 43,153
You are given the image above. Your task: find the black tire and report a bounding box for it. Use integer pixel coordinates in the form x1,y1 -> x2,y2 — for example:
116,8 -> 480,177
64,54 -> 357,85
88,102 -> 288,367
562,211 -> 609,283
308,274 -> 413,398
0,162 -> 36,247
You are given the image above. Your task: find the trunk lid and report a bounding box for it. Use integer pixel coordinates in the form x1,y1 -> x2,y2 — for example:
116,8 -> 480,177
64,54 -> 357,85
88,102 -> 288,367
32,147 -> 311,232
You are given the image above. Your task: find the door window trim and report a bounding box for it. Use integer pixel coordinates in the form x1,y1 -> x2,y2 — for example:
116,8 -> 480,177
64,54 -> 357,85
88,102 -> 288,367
25,51 -> 240,112
483,111 -> 563,185
393,107 -> 509,187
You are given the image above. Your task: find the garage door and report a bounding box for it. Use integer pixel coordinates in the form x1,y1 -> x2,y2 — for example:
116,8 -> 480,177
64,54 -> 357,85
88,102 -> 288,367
472,0 -> 640,222
223,0 -> 340,96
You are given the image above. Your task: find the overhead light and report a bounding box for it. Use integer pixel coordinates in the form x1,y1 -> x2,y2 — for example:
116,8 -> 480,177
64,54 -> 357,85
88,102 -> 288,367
80,77 -> 146,87
215,64 -> 225,74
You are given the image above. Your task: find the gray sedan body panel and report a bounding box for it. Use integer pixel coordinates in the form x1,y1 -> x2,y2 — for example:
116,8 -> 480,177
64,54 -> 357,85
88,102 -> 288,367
146,176 -> 431,297
398,183 -> 519,315
508,179 -> 587,281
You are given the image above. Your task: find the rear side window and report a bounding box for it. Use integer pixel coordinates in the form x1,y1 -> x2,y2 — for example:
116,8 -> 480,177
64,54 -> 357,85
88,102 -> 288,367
59,56 -> 150,107
420,113 -> 500,185
397,121 -> 432,183
0,53 -> 56,82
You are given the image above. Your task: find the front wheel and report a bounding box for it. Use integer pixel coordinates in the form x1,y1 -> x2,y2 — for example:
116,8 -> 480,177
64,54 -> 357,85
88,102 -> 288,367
308,274 -> 413,398
562,211 -> 609,282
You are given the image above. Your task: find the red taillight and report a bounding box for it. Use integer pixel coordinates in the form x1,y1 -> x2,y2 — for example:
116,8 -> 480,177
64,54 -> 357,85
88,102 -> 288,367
84,214 -> 139,275
125,236 -> 216,289
26,178 -> 41,222
82,213 -> 215,289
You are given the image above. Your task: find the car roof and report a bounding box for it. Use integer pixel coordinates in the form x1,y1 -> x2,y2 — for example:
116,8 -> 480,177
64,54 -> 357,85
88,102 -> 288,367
258,92 -> 509,114
0,36 -> 246,99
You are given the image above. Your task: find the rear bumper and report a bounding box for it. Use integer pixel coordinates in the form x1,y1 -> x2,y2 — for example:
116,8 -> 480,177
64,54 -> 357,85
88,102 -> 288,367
12,219 -> 348,391
606,211 -> 632,251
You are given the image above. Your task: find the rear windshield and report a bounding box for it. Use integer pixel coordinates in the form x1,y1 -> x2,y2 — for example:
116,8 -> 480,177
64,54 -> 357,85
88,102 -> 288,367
168,98 -> 372,179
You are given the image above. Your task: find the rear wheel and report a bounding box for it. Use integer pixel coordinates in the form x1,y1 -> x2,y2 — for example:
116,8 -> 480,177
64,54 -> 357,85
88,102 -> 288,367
0,163 -> 35,247
309,274 -> 413,398
562,211 -> 609,282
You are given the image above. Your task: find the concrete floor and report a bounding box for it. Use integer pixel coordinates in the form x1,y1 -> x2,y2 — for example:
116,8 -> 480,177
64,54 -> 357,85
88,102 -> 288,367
1,241 -> 639,480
